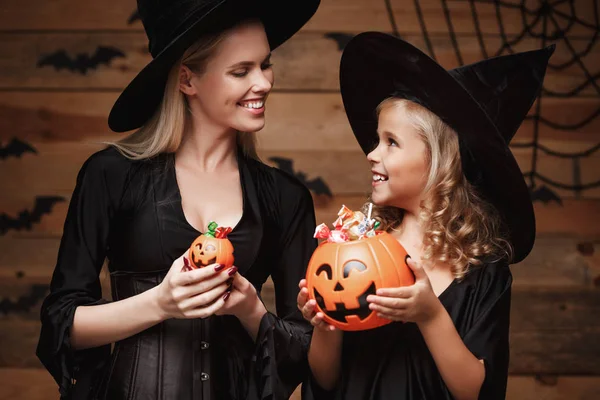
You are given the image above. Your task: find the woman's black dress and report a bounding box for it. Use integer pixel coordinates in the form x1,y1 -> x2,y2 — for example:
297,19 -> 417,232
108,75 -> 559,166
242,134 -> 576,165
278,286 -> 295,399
36,146 -> 317,400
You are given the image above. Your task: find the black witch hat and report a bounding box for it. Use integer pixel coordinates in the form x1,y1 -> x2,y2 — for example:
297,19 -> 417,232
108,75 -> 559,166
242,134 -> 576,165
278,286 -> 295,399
340,32 -> 555,263
109,0 -> 320,132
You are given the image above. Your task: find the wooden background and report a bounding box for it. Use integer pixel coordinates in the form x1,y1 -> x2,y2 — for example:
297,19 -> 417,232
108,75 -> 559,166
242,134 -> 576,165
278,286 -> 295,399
1,0 -> 599,399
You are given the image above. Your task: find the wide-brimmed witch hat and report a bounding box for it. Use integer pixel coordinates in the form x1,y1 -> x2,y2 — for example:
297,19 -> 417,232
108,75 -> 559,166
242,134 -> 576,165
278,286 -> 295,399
108,0 -> 320,132
340,32 -> 555,263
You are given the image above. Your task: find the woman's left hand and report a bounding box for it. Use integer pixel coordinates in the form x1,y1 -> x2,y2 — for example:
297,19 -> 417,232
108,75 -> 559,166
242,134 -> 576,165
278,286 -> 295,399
215,271 -> 266,320
366,258 -> 443,325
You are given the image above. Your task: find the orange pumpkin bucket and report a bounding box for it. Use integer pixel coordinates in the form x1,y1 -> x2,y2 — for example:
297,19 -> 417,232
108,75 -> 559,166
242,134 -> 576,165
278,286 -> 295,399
187,221 -> 234,270
305,205 -> 414,331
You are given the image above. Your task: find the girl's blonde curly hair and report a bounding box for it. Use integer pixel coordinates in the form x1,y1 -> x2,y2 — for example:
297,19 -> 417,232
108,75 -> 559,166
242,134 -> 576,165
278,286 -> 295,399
364,98 -> 513,280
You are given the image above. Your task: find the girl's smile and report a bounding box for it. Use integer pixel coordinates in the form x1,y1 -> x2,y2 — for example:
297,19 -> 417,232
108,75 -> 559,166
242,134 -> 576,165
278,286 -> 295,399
367,103 -> 429,212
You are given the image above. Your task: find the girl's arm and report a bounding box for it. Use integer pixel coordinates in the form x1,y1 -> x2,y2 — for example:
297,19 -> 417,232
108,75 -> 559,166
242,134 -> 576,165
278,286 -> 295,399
417,303 -> 485,400
368,258 -> 488,400
298,281 -> 343,391
307,315 -> 343,390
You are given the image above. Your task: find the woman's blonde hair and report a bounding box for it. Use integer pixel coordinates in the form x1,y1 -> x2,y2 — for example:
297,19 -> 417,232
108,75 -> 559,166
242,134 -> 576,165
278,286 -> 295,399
365,98 -> 512,279
108,21 -> 259,160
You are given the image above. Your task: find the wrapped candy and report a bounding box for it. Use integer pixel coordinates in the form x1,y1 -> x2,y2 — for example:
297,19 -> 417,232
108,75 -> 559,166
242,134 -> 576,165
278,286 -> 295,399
313,204 -> 381,242
328,229 -> 349,243
333,205 -> 354,229
337,204 -> 354,220
314,223 -> 331,240
215,226 -> 233,239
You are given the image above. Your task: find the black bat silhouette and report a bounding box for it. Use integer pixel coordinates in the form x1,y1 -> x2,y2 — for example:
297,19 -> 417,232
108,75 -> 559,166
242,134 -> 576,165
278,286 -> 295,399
37,46 -> 126,75
0,196 -> 66,235
128,9 -> 141,25
0,138 -> 37,160
530,185 -> 562,206
269,157 -> 332,197
324,32 -> 355,51
0,284 -> 49,315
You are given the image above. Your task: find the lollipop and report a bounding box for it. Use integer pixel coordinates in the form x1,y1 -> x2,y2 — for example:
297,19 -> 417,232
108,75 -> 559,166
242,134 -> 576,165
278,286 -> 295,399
187,221 -> 234,270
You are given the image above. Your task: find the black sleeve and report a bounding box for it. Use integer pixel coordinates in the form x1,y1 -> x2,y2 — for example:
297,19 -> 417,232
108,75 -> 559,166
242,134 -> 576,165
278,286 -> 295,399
36,151 -> 119,398
462,263 -> 512,400
254,177 -> 318,399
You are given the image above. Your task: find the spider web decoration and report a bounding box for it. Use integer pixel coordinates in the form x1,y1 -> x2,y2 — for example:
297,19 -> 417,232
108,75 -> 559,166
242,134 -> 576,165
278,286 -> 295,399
387,0 -> 600,204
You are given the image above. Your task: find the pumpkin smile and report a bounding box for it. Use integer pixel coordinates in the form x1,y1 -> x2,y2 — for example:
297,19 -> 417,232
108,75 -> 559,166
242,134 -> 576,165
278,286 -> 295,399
192,254 -> 217,267
313,282 -> 376,322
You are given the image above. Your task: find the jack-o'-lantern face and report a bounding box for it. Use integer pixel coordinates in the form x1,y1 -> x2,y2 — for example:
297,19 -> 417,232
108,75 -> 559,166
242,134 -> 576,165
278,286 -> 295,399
313,260 -> 376,322
189,236 -> 234,269
306,232 -> 414,331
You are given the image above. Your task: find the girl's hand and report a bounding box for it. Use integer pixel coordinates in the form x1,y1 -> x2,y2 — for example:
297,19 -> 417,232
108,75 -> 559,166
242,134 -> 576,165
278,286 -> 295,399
297,279 -> 337,332
155,252 -> 234,320
215,271 -> 266,319
366,258 -> 443,324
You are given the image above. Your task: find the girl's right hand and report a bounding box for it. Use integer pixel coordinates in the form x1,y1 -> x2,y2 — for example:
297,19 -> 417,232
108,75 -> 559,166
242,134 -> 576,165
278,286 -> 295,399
297,279 -> 337,332
155,252 -> 236,320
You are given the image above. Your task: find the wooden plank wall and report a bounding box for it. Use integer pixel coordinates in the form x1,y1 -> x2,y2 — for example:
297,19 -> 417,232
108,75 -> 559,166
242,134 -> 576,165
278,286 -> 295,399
1,0 -> 599,399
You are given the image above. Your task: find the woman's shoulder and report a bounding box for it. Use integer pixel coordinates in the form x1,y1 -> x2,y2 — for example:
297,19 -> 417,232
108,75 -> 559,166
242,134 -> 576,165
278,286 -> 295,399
77,146 -> 165,201
81,145 -> 167,179
81,145 -> 134,176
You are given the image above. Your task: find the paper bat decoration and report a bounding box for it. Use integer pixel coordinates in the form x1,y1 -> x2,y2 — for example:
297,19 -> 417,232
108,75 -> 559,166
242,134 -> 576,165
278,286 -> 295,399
0,196 -> 66,235
269,157 -> 333,197
0,284 -> 49,315
37,46 -> 126,75
0,138 -> 37,160
324,32 -> 355,51
530,185 -> 562,206
128,9 -> 141,25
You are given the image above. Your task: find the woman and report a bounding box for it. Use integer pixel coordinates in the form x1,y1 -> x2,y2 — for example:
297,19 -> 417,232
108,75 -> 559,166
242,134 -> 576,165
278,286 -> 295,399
36,0 -> 321,399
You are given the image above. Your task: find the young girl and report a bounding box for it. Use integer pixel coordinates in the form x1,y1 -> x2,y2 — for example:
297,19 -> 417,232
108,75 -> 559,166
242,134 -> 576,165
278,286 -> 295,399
298,32 -> 554,400
36,1 -> 320,399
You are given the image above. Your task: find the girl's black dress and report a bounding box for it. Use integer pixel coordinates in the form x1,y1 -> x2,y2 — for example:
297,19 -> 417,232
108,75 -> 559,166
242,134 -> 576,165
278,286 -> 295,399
303,261 -> 512,400
36,146 -> 317,400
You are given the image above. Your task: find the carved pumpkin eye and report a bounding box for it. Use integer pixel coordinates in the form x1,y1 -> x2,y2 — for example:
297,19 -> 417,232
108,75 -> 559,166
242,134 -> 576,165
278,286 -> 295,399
343,260 -> 367,278
195,243 -> 202,250
205,244 -> 216,252
316,264 -> 333,280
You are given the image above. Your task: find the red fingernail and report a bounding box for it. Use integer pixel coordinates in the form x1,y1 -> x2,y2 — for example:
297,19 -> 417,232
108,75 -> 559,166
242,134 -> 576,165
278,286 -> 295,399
183,257 -> 190,267
214,264 -> 225,272
223,291 -> 231,301
228,267 -> 238,276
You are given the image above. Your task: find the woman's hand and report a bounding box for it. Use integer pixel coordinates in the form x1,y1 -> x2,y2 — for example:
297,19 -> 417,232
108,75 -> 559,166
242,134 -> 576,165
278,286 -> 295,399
366,258 -> 443,325
155,252 -> 235,320
215,272 -> 267,340
297,279 -> 337,332
215,272 -> 266,319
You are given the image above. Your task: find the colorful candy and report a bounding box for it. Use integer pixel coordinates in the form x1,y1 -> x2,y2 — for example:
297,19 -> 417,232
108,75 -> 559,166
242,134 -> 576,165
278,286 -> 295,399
313,204 -> 381,242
